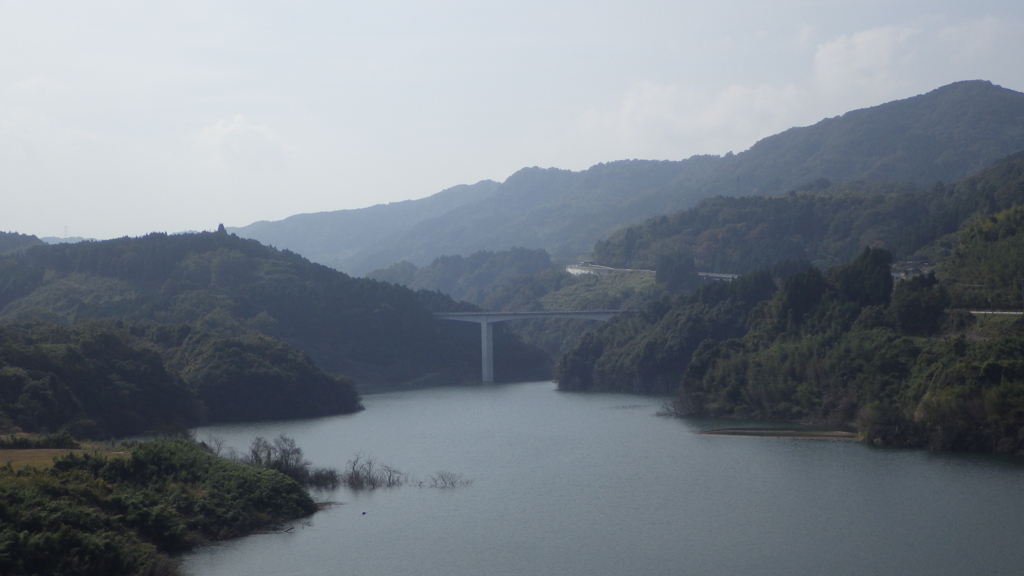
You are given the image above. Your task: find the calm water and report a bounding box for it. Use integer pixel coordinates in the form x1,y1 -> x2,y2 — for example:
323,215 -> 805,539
182,381 -> 1024,576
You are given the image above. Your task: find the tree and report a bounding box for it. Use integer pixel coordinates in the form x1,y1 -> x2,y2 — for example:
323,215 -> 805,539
830,247 -> 893,307
655,252 -> 700,294
889,272 -> 949,336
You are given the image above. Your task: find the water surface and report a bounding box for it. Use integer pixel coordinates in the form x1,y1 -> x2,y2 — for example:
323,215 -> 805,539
182,381 -> 1024,576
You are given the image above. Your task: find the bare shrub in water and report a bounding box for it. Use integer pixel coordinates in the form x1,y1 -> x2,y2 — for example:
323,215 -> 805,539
341,454 -> 406,489
429,471 -> 473,488
240,435 -> 341,489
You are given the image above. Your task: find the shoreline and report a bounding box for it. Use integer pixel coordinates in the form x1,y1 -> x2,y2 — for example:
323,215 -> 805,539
701,428 -> 858,440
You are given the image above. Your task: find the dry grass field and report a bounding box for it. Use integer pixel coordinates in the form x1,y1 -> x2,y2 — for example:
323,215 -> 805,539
0,445 -> 129,469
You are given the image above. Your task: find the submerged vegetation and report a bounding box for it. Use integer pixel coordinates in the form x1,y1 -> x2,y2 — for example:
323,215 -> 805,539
233,435 -> 341,489
336,454 -> 472,490
340,454 -> 406,489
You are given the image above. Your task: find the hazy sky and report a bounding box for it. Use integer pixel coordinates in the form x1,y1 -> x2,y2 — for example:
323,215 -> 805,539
2,1 -> 1023,239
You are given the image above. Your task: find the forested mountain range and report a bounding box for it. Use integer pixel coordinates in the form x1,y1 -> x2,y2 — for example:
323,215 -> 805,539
368,247 -> 666,358
233,80 -> 1024,275
560,152 -> 1024,393
0,231 -> 44,255
554,153 -> 1024,456
367,248 -> 556,306
229,180 -> 500,272
596,151 -> 1024,273
0,231 -> 549,393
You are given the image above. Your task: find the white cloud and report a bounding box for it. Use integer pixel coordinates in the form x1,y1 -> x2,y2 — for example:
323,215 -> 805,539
0,76 -> 97,155
813,26 -> 919,96
195,115 -> 287,171
575,81 -> 806,159
937,16 -> 1004,60
566,14 -> 1024,165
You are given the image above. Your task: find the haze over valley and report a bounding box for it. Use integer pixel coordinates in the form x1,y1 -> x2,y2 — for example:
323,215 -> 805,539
3,3 -> 1024,575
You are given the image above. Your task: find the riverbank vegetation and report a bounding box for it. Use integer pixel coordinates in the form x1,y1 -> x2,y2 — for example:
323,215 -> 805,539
0,321 -> 361,438
234,435 -> 341,489
555,152 -> 1024,456
0,437 -> 317,576
594,151 -> 1024,273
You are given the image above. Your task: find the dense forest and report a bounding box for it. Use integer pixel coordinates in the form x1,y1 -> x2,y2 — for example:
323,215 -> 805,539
0,229 -> 549,391
595,151 -> 1024,273
0,233 -> 43,256
556,269 -> 779,394
559,202 -> 1024,454
675,247 -> 1024,455
939,204 -> 1024,310
367,247 -> 556,305
0,321 -> 363,438
0,438 -> 317,575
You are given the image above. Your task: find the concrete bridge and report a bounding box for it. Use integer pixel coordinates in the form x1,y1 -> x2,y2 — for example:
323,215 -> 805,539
434,310 -> 626,382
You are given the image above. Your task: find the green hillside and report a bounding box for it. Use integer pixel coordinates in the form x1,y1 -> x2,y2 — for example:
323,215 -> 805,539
0,438 -> 317,575
554,156 -> 1024,455
235,81 -> 1024,275
368,247 -> 665,358
595,151 -> 1024,273
368,247 -> 554,305
0,230 -> 550,392
229,180 -> 500,272
940,204 -> 1024,310
0,232 -> 44,256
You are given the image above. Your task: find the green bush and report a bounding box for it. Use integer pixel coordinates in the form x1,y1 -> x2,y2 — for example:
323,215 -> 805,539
0,438 -> 316,576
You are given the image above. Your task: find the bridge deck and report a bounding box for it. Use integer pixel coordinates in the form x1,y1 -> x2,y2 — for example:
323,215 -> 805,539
434,310 -> 624,323
433,310 -> 629,381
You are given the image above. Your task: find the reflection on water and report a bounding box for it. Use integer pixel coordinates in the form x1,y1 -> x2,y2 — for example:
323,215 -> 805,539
182,382 -> 1024,576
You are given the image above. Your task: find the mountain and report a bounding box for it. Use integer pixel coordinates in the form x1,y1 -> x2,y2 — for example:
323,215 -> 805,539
563,151 -> 1024,391
39,236 -> 93,245
228,180 -> 500,271
552,149 -> 1024,456
233,81 -> 1024,275
595,151 -> 1024,273
367,247 -> 556,305
0,230 -> 550,388
0,232 -> 44,255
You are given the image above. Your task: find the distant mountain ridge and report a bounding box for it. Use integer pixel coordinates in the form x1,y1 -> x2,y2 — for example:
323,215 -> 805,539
233,80 -> 1024,276
229,180 -> 500,270
0,231 -> 44,255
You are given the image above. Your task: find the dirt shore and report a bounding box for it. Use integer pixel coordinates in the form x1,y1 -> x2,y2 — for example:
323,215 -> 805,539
701,428 -> 858,440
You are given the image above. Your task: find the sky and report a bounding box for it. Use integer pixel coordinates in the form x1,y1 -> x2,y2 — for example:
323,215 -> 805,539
2,1 -> 1023,240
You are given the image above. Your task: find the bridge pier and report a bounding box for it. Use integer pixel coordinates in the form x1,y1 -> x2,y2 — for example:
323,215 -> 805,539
434,310 -> 621,383
481,320 -> 494,382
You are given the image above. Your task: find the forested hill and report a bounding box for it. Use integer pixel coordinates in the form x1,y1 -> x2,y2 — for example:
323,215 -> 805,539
228,180 -> 500,271
0,230 -> 549,388
234,81 -> 1024,275
595,151 -> 1024,273
367,247 -> 556,306
0,231 -> 44,255
554,151 -> 1024,456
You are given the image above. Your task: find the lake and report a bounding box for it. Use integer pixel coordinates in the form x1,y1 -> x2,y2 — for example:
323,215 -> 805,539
182,381 -> 1024,576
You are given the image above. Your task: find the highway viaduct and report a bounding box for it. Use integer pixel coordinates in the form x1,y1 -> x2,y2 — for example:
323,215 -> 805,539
433,310 -> 626,382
